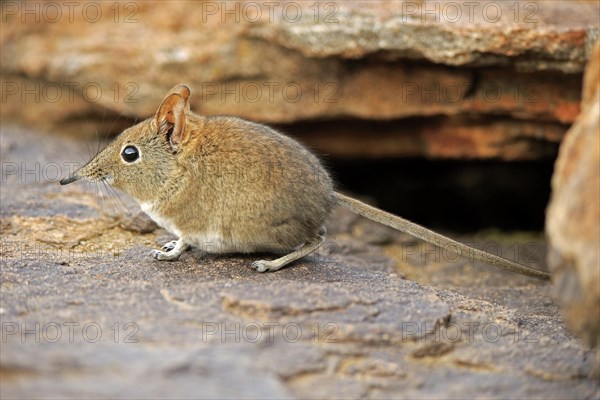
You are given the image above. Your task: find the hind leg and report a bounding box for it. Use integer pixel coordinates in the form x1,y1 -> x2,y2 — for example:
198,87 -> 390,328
252,227 -> 326,272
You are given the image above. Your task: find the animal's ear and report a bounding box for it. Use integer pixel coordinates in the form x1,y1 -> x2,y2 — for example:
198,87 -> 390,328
162,84 -> 191,112
155,91 -> 188,148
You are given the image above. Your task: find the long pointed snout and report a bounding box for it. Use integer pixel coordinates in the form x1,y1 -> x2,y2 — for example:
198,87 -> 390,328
60,174 -> 80,185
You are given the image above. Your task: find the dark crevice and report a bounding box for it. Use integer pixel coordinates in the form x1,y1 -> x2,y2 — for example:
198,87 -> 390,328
327,157 -> 554,233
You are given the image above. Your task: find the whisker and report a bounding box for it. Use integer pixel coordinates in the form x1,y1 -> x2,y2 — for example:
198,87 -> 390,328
98,179 -> 115,217
97,107 -> 107,158
95,127 -> 101,159
83,135 -> 92,163
106,110 -> 123,144
95,180 -> 107,215
103,179 -> 133,218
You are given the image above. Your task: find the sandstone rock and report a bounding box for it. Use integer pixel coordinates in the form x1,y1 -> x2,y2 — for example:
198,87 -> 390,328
253,1 -> 599,71
546,41 -> 600,361
0,1 -> 597,159
1,123 -> 599,398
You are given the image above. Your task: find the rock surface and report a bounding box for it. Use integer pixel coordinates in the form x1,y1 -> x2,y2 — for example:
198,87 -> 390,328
546,41 -> 600,367
1,1 -> 597,159
1,124 -> 598,398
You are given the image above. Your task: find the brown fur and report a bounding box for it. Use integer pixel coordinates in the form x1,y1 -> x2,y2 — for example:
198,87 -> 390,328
65,85 -> 334,265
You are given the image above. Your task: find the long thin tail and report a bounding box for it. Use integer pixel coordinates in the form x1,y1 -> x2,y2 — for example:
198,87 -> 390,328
334,192 -> 550,280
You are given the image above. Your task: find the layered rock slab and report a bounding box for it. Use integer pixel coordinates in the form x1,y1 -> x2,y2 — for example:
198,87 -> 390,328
1,1 -> 597,159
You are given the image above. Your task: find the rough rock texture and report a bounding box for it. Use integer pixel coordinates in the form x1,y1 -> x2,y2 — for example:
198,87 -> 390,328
1,1 -> 597,159
546,41 -> 600,367
1,124 -> 599,398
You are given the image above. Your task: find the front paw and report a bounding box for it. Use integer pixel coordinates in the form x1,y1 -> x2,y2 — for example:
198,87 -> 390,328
161,240 -> 178,252
152,249 -> 181,261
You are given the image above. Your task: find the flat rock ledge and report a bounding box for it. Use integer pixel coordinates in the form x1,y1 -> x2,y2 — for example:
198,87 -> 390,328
1,124 -> 598,399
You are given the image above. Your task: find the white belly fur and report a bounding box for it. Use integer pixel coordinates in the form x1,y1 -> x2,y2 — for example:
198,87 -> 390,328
140,201 -> 245,254
140,201 -> 183,238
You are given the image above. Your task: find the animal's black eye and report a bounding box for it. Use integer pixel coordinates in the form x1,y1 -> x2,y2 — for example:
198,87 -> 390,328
121,145 -> 139,163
